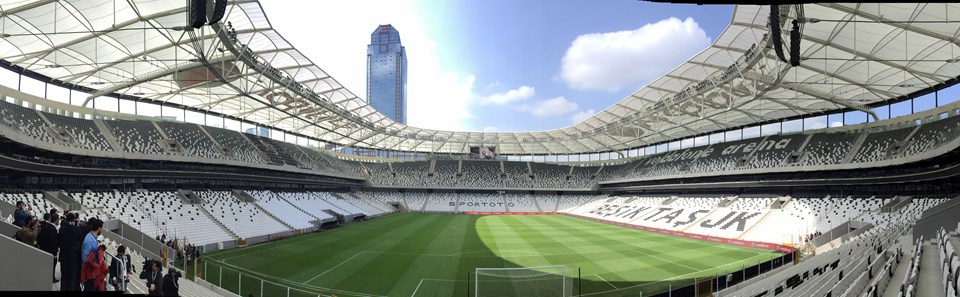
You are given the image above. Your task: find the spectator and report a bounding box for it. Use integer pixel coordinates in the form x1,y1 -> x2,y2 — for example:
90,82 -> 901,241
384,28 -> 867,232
58,212 -> 83,291
38,213 -> 60,283
184,244 -> 192,263
16,215 -> 40,247
193,245 -> 201,264
109,245 -> 133,292
81,244 -> 108,291
80,217 -> 103,291
161,268 -> 180,296
77,214 -> 89,235
146,260 -> 163,296
13,201 -> 31,227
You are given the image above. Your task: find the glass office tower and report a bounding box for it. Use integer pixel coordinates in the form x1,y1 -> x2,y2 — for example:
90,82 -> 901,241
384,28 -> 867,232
366,24 -> 407,124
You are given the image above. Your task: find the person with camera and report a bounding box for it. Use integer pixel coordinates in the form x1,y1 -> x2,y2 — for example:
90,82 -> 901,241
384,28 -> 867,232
162,267 -> 181,296
109,245 -> 134,292
13,201 -> 31,227
145,260 -> 164,296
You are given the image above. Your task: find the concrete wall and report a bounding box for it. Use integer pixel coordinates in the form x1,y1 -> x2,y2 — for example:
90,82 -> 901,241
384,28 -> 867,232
0,220 -> 20,237
102,229 -> 162,261
199,240 -> 237,254
0,201 -> 16,222
0,234 -> 54,290
194,278 -> 241,297
814,221 -> 873,255
913,197 -> 960,241
113,220 -> 175,261
244,230 -> 296,246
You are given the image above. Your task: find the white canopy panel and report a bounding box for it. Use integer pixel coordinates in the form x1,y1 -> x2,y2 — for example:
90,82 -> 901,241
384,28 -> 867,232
2,2 -> 960,154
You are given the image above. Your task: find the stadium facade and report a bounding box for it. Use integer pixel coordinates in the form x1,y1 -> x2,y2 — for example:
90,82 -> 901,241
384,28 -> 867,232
0,2 -> 958,297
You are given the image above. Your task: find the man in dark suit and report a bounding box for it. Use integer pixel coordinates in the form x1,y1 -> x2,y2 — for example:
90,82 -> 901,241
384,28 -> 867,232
146,260 -> 163,296
58,213 -> 83,291
38,213 -> 60,283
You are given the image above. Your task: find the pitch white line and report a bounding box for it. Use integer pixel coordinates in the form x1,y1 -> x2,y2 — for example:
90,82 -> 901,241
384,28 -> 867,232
220,240 -> 303,261
410,279 -> 425,297
205,258 -> 384,297
594,274 -> 620,290
217,227 -> 363,261
304,251 -> 367,283
628,248 -> 700,271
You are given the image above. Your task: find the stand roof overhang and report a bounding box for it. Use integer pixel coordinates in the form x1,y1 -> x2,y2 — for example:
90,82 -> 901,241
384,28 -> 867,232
2,2 -> 960,155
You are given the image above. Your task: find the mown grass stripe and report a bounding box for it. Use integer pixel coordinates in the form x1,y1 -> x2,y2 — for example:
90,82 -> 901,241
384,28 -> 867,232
201,213 -> 783,297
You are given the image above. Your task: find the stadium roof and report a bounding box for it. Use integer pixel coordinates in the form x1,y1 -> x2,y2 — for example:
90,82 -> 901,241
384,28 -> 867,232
2,2 -> 960,155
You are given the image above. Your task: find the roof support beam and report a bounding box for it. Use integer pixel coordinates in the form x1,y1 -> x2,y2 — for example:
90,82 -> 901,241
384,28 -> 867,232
743,70 -> 875,120
83,56 -> 237,105
6,7 -> 190,65
0,0 -> 59,17
820,3 -> 960,48
803,35 -> 951,83
55,28 -> 258,82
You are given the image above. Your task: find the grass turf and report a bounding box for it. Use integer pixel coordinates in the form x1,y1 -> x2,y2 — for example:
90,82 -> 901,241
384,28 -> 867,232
195,213 -> 782,297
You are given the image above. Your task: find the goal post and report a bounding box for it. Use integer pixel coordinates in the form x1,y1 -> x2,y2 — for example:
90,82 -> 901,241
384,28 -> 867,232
474,265 -> 572,297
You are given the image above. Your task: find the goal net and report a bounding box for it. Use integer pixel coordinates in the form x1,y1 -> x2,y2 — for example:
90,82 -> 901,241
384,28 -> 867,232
475,266 -> 572,297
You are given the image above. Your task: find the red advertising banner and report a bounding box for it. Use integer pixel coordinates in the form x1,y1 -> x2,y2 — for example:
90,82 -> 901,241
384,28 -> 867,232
464,212 -> 559,215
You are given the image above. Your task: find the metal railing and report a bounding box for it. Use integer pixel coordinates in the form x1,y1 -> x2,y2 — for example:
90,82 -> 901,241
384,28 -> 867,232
200,257 -> 370,297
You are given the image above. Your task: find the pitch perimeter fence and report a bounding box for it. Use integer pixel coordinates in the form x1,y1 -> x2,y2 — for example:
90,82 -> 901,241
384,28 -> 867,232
193,250 -> 796,297
196,257 -> 373,297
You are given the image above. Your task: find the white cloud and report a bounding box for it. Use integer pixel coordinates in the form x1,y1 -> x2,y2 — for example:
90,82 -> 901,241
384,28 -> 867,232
806,121 -> 827,130
479,86 -> 535,105
560,17 -> 712,92
570,109 -> 596,124
517,97 -> 580,117
482,126 -> 499,132
829,121 -> 844,128
407,73 -> 477,130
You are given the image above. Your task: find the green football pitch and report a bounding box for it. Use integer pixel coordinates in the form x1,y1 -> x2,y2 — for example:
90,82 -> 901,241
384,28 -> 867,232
196,213 -> 782,297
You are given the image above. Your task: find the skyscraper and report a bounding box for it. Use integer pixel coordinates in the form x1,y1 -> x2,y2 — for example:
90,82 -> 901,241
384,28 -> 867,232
366,24 -> 407,124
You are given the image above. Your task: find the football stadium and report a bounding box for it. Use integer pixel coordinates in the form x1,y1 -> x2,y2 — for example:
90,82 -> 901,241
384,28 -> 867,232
0,1 -> 959,297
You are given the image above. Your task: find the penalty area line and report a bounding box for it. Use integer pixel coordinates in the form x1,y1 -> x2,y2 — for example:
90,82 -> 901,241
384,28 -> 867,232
304,251 -> 367,284
410,279 -> 424,297
410,279 -> 464,297
594,274 -> 620,290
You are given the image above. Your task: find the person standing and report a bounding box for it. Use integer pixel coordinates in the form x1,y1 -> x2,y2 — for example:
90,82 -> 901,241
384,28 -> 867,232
16,216 -> 40,247
80,218 -> 103,291
81,243 -> 108,291
38,213 -> 60,283
13,201 -> 31,227
58,213 -> 83,291
109,245 -> 133,292
146,260 -> 163,296
161,268 -> 179,296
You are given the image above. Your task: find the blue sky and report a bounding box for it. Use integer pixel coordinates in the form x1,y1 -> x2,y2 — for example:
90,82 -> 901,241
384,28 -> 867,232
259,1 -> 734,132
